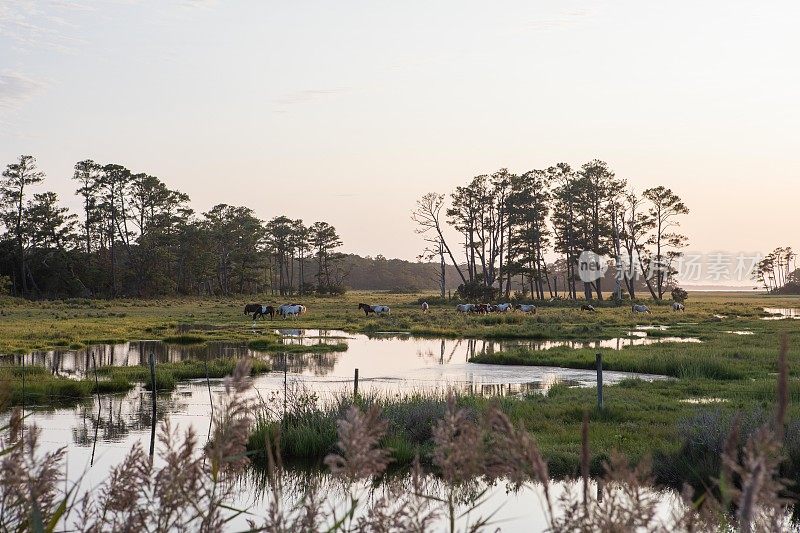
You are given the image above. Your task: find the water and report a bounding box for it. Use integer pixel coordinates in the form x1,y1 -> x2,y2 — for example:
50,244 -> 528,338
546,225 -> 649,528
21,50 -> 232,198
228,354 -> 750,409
1,330 -> 678,531
762,307 -> 800,320
5,329 -> 682,394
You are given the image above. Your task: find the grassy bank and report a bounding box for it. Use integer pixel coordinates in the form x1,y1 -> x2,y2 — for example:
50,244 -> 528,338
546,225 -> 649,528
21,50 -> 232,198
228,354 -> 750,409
96,357 -> 271,392
0,365 -> 133,406
246,376 -> 800,490
1,357 -> 271,407
1,292 -> 797,354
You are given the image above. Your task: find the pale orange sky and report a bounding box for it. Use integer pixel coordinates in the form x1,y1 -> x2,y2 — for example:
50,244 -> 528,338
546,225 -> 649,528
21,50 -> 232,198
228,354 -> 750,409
1,0 -> 797,265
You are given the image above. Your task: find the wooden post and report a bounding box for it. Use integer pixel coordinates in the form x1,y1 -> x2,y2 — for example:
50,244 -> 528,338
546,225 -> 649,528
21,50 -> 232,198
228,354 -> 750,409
21,353 -> 25,441
283,353 -> 288,422
92,351 -> 101,409
204,352 -> 214,444
354,368 -> 359,399
596,353 -> 604,410
149,353 -> 157,458
204,352 -> 214,415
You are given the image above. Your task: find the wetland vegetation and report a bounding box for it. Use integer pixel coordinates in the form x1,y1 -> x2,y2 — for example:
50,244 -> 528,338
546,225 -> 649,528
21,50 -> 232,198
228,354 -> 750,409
2,292 -> 797,486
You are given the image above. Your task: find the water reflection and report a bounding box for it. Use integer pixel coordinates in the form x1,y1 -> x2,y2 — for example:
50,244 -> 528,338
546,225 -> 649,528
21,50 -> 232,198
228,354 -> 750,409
762,307 -> 800,320
71,389 -> 186,446
234,467 -> 683,533
2,329 -> 698,382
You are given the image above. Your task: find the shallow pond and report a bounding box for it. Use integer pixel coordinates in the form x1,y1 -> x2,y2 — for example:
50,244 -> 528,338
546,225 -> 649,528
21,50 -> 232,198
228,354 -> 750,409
763,307 -> 800,320
2,330 -> 679,531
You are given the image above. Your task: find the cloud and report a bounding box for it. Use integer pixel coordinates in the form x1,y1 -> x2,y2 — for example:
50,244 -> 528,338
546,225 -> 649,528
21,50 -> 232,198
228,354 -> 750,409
0,70 -> 44,112
0,0 -> 88,52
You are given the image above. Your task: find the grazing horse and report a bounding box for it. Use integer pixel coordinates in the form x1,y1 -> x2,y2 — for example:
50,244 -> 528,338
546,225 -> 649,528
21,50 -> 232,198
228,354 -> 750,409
456,304 -> 475,313
518,304 -> 537,313
632,304 -> 651,314
672,302 -> 685,312
495,303 -> 513,313
421,302 -> 429,313
358,303 -> 390,316
581,304 -> 596,312
245,304 -> 274,320
279,304 -> 305,319
474,304 -> 491,314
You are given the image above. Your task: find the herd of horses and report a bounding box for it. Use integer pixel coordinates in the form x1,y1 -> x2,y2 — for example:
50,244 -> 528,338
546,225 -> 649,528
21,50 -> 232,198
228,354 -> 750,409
244,300 -> 686,320
243,303 -> 306,320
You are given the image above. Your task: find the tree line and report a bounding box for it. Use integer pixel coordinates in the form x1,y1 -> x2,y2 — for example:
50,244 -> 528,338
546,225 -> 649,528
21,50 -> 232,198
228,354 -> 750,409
413,160 -> 690,301
0,155 -> 345,298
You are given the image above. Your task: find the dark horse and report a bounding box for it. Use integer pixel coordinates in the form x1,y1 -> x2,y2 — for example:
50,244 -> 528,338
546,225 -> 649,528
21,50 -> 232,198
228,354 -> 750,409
358,303 -> 375,316
244,304 -> 275,320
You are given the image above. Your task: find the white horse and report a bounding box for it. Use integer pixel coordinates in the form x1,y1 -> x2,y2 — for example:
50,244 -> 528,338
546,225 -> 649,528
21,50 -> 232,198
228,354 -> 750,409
672,302 -> 685,312
456,304 -> 474,313
632,304 -> 651,314
495,303 -> 513,312
518,304 -> 537,313
421,302 -> 429,313
359,303 -> 390,315
279,304 -> 306,318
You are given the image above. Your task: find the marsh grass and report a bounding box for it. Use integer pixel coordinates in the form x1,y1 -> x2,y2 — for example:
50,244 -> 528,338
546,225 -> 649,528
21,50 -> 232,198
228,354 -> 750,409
97,357 -> 271,392
0,365 -> 133,406
0,357 -> 271,405
3,292 -> 797,354
247,339 -> 348,354
471,346 -> 746,380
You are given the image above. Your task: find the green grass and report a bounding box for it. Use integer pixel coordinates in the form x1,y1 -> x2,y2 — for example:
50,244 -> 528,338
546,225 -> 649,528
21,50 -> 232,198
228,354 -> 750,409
1,357 -> 271,406
0,365 -> 134,407
96,357 -> 272,392
2,291 -> 797,355
470,346 -> 747,380
162,334 -> 208,344
247,339 -> 348,353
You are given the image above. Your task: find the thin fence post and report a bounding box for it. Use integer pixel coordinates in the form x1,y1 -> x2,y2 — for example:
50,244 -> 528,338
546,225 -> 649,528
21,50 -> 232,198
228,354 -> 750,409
596,353 -> 604,410
354,368 -> 359,399
204,351 -> 214,444
283,353 -> 288,429
92,351 -> 101,409
149,352 -> 157,458
21,352 -> 25,441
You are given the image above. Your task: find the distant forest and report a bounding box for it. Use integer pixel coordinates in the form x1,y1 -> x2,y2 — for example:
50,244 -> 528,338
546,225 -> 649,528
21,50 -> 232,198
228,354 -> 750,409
0,155 -> 686,300
0,155 -> 359,298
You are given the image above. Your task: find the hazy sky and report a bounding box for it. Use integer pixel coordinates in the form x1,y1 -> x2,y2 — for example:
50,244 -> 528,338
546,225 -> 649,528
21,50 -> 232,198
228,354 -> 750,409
1,0 -> 798,266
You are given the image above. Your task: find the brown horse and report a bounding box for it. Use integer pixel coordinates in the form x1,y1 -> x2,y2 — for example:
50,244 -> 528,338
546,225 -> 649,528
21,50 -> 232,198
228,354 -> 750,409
581,304 -> 596,312
244,304 -> 274,320
474,304 -> 491,314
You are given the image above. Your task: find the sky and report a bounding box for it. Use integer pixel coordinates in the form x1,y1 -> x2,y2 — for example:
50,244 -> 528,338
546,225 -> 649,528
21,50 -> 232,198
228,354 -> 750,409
1,0 -> 798,278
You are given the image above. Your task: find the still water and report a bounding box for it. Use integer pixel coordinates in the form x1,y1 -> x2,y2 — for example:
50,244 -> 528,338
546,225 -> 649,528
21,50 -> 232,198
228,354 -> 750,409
3,330 -> 678,531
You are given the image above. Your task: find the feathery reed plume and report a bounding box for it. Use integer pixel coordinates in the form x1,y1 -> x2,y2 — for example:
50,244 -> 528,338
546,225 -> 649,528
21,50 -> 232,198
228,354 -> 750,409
718,413 -> 741,511
206,358 -> 254,480
0,412 -> 67,532
431,395 -> 483,483
735,426 -> 786,532
75,356 -> 256,531
324,404 -> 391,480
